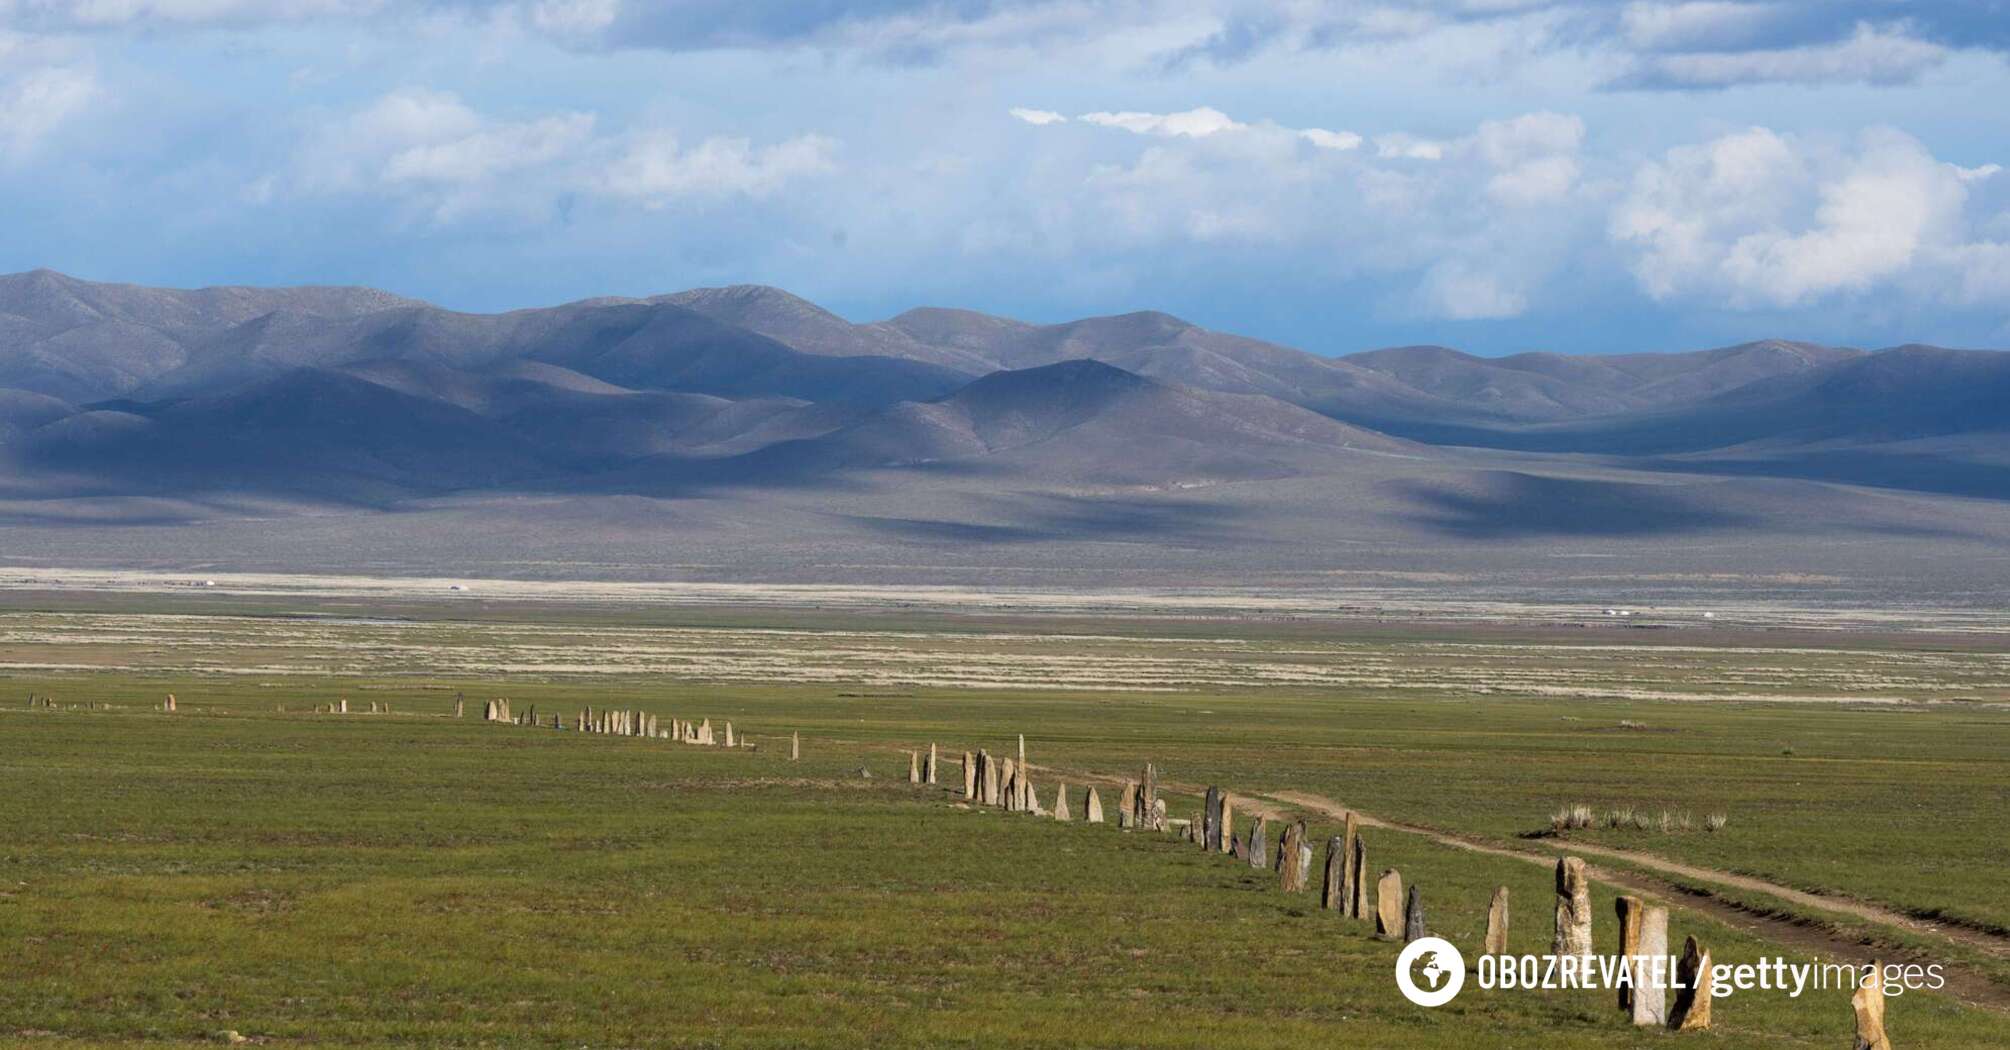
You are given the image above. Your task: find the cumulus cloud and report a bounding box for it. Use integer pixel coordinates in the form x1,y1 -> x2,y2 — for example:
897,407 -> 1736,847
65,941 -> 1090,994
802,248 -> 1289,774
286,88 -> 834,220
1612,126 -> 2009,307
1300,128 -> 1363,151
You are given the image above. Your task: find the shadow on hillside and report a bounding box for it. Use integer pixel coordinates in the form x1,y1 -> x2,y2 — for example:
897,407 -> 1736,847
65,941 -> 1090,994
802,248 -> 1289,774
847,493 -> 1250,546
1389,471 -> 1757,540
1632,450 -> 2010,502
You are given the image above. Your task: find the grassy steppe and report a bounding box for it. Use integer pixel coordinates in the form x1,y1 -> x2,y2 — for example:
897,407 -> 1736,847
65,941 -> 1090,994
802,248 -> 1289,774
2,673 -> 2005,1047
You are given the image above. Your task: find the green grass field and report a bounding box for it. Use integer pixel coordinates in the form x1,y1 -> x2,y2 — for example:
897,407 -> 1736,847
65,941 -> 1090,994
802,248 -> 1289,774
3,604 -> 2007,1047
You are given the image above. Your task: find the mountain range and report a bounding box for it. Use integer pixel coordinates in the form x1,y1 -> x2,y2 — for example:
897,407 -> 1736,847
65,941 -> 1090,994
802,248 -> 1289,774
2,268 -> 2006,598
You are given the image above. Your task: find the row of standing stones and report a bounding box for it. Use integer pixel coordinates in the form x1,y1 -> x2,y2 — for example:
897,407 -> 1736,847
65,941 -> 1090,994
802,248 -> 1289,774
926,742 -> 1897,1048
125,699 -> 1897,1049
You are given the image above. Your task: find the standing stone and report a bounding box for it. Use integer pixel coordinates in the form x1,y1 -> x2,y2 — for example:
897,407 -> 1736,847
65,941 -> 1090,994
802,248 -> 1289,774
1152,798 -> 1167,833
1203,787 -> 1223,851
1000,758 -> 1019,811
454,695 -> 465,718
1631,906 -> 1669,1027
1022,772 -> 1040,815
1136,763 -> 1160,830
1219,795 -> 1234,855
791,731 -> 800,761
1321,836 -> 1347,911
1375,870 -> 1405,940
1017,735 -> 1030,810
1246,817 -> 1268,869
1053,783 -> 1071,821
1278,821 -> 1309,892
1118,782 -> 1139,828
724,722 -> 734,747
1349,830 -> 1371,921
982,752 -> 1002,807
1552,856 -> 1594,957
1338,813 -> 1361,917
1403,884 -> 1427,943
1853,962 -> 1892,1050
337,699 -> 348,714
1668,936 -> 1712,1031
1084,787 -> 1104,824
909,751 -> 921,784
962,751 -> 977,799
1484,887 -> 1510,955
1616,895 -> 1645,1011
926,743 -> 938,785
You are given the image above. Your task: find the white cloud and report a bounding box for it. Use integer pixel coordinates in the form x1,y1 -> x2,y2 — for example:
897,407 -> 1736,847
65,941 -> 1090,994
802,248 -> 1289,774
1612,126 -> 2007,308
1418,259 -> 1528,320
1300,127 -> 1362,151
382,112 -> 595,183
1008,107 -> 1067,126
286,88 -> 835,220
1622,23 -> 1947,89
0,64 -> 98,158
1079,106 -> 1244,138
599,132 -> 837,204
1375,133 -> 1448,161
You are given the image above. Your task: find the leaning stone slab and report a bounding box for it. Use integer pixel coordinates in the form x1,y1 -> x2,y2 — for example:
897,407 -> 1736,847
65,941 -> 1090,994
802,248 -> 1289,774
1375,869 -> 1405,941
1630,906 -> 1669,1027
1668,936 -> 1712,1030
1852,961 -> 1891,1050
1246,817 -> 1268,869
1484,886 -> 1510,955
1552,856 -> 1593,957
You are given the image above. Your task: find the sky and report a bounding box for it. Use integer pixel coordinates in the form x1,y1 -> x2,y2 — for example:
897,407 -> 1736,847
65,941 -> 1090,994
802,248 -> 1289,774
1,1 -> 2007,357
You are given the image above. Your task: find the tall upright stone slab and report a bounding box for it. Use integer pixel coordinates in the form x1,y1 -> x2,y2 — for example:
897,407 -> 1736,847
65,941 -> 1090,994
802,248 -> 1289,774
1084,786 -> 1104,824
1000,757 -> 1019,811
1278,821 -> 1309,892
1246,817 -> 1268,869
1853,963 -> 1892,1050
1203,787 -> 1224,852
1375,869 -> 1405,941
1403,884 -> 1427,943
926,743 -> 938,785
791,731 -> 800,761
1118,782 -> 1139,829
1219,795 -> 1234,855
1668,936 -> 1712,1031
1339,812 -> 1361,917
1630,906 -> 1669,1027
724,722 -> 734,747
1321,836 -> 1346,910
1053,783 -> 1071,821
962,751 -> 977,799
1485,886 -> 1510,955
909,751 -> 921,784
1615,895 -> 1645,1011
1349,830 -> 1370,920
1552,856 -> 1594,957
1136,763 -> 1160,830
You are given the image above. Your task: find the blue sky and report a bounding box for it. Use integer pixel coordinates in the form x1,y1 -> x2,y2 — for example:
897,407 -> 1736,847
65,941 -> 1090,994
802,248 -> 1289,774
2,1 -> 2007,356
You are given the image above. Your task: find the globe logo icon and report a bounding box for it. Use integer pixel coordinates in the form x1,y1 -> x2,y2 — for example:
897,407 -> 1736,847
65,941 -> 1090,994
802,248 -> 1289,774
1395,937 -> 1467,1007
